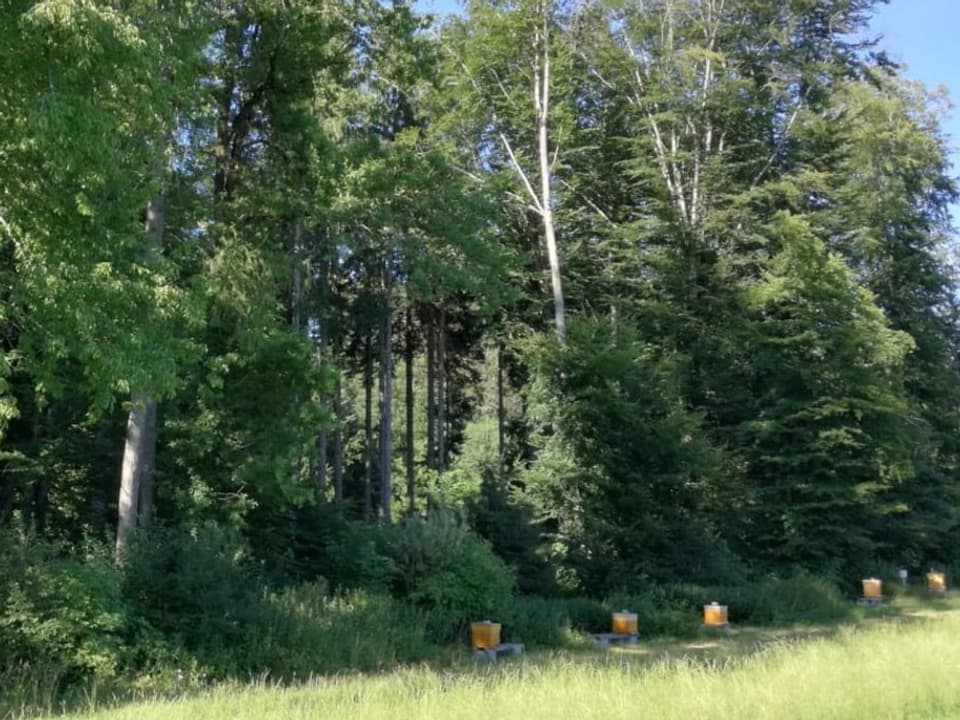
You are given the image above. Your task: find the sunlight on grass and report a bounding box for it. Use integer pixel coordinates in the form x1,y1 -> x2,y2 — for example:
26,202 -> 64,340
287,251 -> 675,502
55,598 -> 960,720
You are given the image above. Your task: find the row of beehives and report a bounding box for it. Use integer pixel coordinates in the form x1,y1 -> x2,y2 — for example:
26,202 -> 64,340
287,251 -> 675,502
469,603 -> 731,653
861,570 -> 948,599
470,573 -> 951,652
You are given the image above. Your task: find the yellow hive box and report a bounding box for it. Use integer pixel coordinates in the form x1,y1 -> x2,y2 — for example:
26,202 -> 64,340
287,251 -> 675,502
927,572 -> 947,592
470,621 -> 501,651
703,602 -> 728,626
862,578 -> 882,599
612,611 -> 638,635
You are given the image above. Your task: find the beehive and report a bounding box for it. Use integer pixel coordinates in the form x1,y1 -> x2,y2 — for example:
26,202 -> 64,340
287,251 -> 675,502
927,572 -> 947,592
703,602 -> 728,626
470,621 -> 501,650
862,578 -> 882,599
612,610 -> 638,635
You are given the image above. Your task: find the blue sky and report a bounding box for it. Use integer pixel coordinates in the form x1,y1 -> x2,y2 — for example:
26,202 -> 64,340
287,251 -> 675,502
871,1 -> 959,217
415,0 -> 959,218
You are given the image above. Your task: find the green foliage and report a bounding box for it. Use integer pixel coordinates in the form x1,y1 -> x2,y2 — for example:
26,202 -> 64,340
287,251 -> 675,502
649,575 -> 852,626
496,595 -> 608,647
120,524 -> 264,664
524,319 -> 723,592
122,524 -> 435,678
735,213 -> 915,569
467,475 -> 556,595
381,511 -> 515,639
320,521 -> 397,594
0,532 -> 131,681
4,0 -> 960,709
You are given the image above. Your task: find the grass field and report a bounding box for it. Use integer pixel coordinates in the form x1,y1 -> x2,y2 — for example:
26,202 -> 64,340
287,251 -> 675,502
26,593 -> 960,720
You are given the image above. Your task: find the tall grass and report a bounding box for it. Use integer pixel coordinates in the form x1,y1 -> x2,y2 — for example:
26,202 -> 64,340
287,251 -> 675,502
54,609 -> 960,720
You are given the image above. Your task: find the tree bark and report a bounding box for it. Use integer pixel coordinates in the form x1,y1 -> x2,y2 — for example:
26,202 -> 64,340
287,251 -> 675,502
535,5 -> 565,344
117,392 -> 150,555
405,306 -> 415,515
314,228 -> 329,499
116,193 -> 164,556
497,340 -> 505,472
291,220 -> 304,331
425,306 -> 436,470
138,398 -> 157,526
363,335 -> 374,522
332,371 -> 344,515
316,423 -> 328,499
378,260 -> 393,524
437,306 -> 447,472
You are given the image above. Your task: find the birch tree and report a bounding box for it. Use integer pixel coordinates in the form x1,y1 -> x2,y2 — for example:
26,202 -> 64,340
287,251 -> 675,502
443,0 -> 571,342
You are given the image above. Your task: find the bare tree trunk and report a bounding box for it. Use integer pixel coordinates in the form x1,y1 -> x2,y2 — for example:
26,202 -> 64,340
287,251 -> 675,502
316,424 -> 328,499
497,340 -> 505,472
291,220 -> 304,331
425,306 -> 436,470
117,194 -> 164,556
363,336 -> 374,522
117,392 -> 149,555
405,306 -> 415,515
138,399 -> 157,526
437,306 -> 447,472
332,371 -> 344,515
0,462 -> 13,525
378,260 -> 393,524
535,5 -> 565,343
314,228 -> 329,499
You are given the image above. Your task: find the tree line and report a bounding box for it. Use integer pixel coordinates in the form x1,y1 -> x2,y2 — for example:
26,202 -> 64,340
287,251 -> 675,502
1,0 -> 958,596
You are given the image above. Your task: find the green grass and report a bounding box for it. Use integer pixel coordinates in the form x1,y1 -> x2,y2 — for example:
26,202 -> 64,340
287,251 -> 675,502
32,594 -> 960,720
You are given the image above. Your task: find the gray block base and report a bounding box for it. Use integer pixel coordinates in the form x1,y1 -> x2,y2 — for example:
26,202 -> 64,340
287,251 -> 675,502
700,622 -> 732,632
473,642 -> 525,661
591,633 -> 639,649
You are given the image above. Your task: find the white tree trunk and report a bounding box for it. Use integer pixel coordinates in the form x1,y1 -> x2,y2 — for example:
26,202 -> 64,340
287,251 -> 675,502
138,397 -> 157,525
116,194 -> 164,556
117,392 -> 151,555
378,259 -> 393,523
405,307 -> 415,515
535,5 -> 565,343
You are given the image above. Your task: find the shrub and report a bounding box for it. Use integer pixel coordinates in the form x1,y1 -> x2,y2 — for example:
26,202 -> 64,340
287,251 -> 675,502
319,521 -> 395,593
120,523 -> 264,669
606,591 -> 700,639
751,574 -> 851,624
650,574 -> 851,626
467,475 -> 556,595
381,511 -> 515,642
497,595 -> 608,647
0,533 -> 131,682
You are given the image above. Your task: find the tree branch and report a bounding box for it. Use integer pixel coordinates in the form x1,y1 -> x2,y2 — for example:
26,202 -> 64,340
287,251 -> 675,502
500,133 -> 544,214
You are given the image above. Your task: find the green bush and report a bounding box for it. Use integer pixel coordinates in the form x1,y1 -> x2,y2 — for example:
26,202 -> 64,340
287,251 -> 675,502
606,592 -> 700,639
651,574 -> 851,626
320,521 -> 396,593
751,575 -> 851,624
496,595 -> 609,647
382,511 -> 515,641
0,533 -> 132,682
497,596 -> 572,646
120,523 -> 264,668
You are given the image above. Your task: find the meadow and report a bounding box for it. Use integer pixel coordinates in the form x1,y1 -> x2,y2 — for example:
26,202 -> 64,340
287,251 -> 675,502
20,594 -> 960,720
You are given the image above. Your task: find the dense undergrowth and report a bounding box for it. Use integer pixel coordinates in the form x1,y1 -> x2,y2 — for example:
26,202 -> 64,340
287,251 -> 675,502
0,512 -> 908,719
